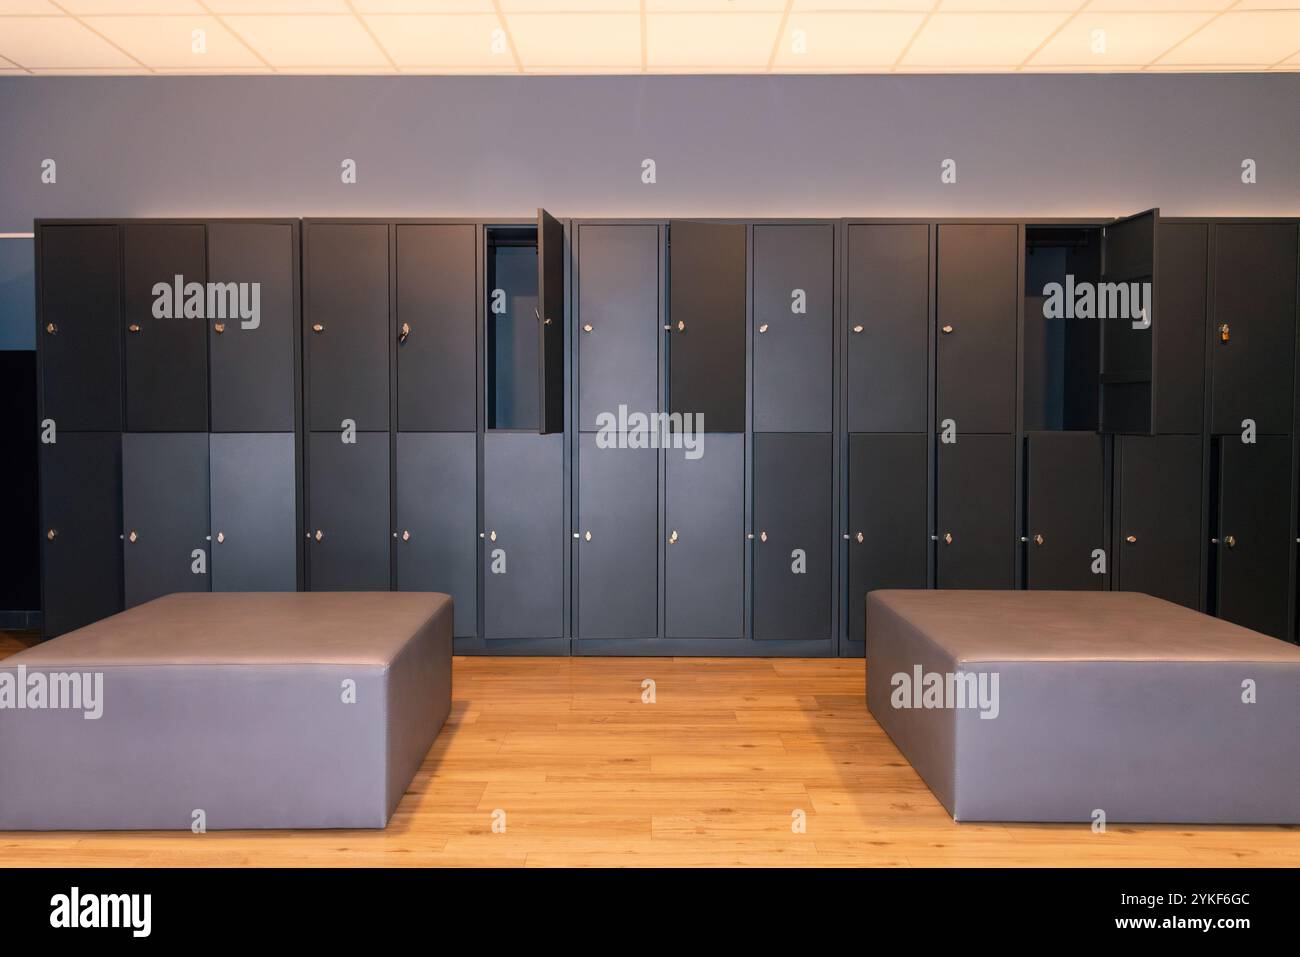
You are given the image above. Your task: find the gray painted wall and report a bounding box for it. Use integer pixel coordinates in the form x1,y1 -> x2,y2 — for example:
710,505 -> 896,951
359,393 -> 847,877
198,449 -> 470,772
1,73 -> 1297,233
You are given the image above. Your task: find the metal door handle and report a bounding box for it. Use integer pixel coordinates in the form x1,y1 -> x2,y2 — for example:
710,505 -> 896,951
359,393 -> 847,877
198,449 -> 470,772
401,530 -> 411,542
213,322 -> 226,334
943,532 -> 953,545
582,323 -> 593,333
216,532 -> 224,544
314,529 -> 323,542
668,530 -> 678,544
399,322 -> 411,344
45,322 -> 57,335
676,320 -> 685,333
128,531 -> 138,543
584,531 -> 592,542
941,324 -> 954,335
1224,535 -> 1236,548
128,324 -> 141,334
852,325 -> 863,334
312,323 -> 324,334
1033,533 -> 1045,546
758,324 -> 768,334
759,531 -> 767,542
855,531 -> 864,544
46,529 -> 57,541
1125,534 -> 1137,544
1219,323 -> 1230,343
489,530 -> 497,542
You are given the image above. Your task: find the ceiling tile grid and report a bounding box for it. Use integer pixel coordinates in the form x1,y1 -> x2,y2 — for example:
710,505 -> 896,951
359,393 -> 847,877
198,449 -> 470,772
0,1 -> 1296,74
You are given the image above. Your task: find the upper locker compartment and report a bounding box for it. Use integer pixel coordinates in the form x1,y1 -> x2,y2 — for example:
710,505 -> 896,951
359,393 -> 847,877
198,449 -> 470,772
485,209 -> 564,433
395,223 -> 477,431
38,224 -> 123,431
668,220 -> 746,433
123,224 -> 209,432
304,221 -> 390,432
1210,222 -> 1298,436
1098,210 -> 1155,434
752,223 -> 833,432
1023,225 -> 1102,432
208,221 -> 299,433
1099,209 -> 1209,435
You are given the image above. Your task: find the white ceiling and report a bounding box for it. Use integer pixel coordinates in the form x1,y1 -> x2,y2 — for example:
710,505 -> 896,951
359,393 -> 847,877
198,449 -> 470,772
0,1 -> 1296,75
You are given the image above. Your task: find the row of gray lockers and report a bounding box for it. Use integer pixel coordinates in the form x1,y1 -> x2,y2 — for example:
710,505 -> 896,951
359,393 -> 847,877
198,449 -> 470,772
35,214 -> 1300,652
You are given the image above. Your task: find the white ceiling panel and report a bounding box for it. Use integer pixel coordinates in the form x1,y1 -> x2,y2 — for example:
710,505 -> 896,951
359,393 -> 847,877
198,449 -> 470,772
84,15 -> 265,68
0,16 -> 140,68
0,4 -> 1293,74
774,13 -> 926,68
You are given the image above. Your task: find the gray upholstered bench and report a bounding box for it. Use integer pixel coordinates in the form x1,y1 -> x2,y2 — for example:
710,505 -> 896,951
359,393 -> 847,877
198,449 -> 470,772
866,590 -> 1300,824
0,592 -> 452,830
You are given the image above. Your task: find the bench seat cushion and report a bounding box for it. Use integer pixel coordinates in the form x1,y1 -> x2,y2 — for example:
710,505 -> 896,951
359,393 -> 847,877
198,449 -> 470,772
866,590 -> 1300,823
0,592 -> 452,830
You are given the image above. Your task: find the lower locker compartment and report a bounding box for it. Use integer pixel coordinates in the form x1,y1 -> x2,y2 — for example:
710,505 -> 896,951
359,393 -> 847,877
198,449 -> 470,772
307,430 -> 390,591
396,432 -> 479,638
122,433 -> 210,608
483,432 -> 563,639
210,432 -> 298,592
847,433 -> 928,644
752,433 -> 832,640
936,434 -> 1016,589
575,437 -> 658,639
664,433 -> 744,639
40,432 -> 123,637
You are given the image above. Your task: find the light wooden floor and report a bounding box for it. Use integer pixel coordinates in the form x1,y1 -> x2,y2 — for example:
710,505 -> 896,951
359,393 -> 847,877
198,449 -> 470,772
1,651 -> 1296,867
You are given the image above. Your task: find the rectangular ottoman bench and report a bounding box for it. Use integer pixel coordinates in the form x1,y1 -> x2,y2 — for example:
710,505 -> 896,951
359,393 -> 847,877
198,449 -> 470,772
866,590 -> 1300,824
0,592 -> 452,830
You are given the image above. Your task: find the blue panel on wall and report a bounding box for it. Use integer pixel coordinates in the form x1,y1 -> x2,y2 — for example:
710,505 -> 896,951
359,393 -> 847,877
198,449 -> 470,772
0,237 -> 35,351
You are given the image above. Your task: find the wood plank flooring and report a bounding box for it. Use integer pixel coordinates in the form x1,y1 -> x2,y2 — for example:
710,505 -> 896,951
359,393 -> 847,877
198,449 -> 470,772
1,652 -> 1295,867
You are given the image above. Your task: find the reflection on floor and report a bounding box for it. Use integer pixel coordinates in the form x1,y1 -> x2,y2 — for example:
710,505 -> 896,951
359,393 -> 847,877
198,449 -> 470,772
0,652 -> 1295,867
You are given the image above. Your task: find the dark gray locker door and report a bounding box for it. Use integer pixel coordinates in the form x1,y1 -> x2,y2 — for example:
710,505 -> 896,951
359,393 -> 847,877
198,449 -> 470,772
208,223 -> 297,433
396,432 -> 478,638
753,225 -> 834,432
307,430 -> 390,591
209,433 -> 297,592
396,224 -> 477,432
40,432 -> 122,637
1099,209 -> 1157,434
1025,431 -> 1105,590
753,433 -> 832,640
668,221 -> 746,433
122,433 -> 211,608
1211,224 -> 1299,436
936,434 -> 1015,589
936,225 -> 1018,434
1216,436 -> 1291,638
577,224 -> 659,432
665,433 -> 744,638
538,209 -> 565,435
576,437 -> 657,639
305,224 -> 390,432
1116,434 -> 1202,610
847,224 -> 929,432
483,432 -> 564,638
847,433 -> 927,644
39,225 -> 122,431
123,224 -> 208,432
1153,222 -> 1207,435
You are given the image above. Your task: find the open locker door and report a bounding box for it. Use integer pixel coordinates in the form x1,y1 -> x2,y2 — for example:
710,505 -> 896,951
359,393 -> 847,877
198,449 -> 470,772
537,208 -> 565,435
1099,208 -> 1158,434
